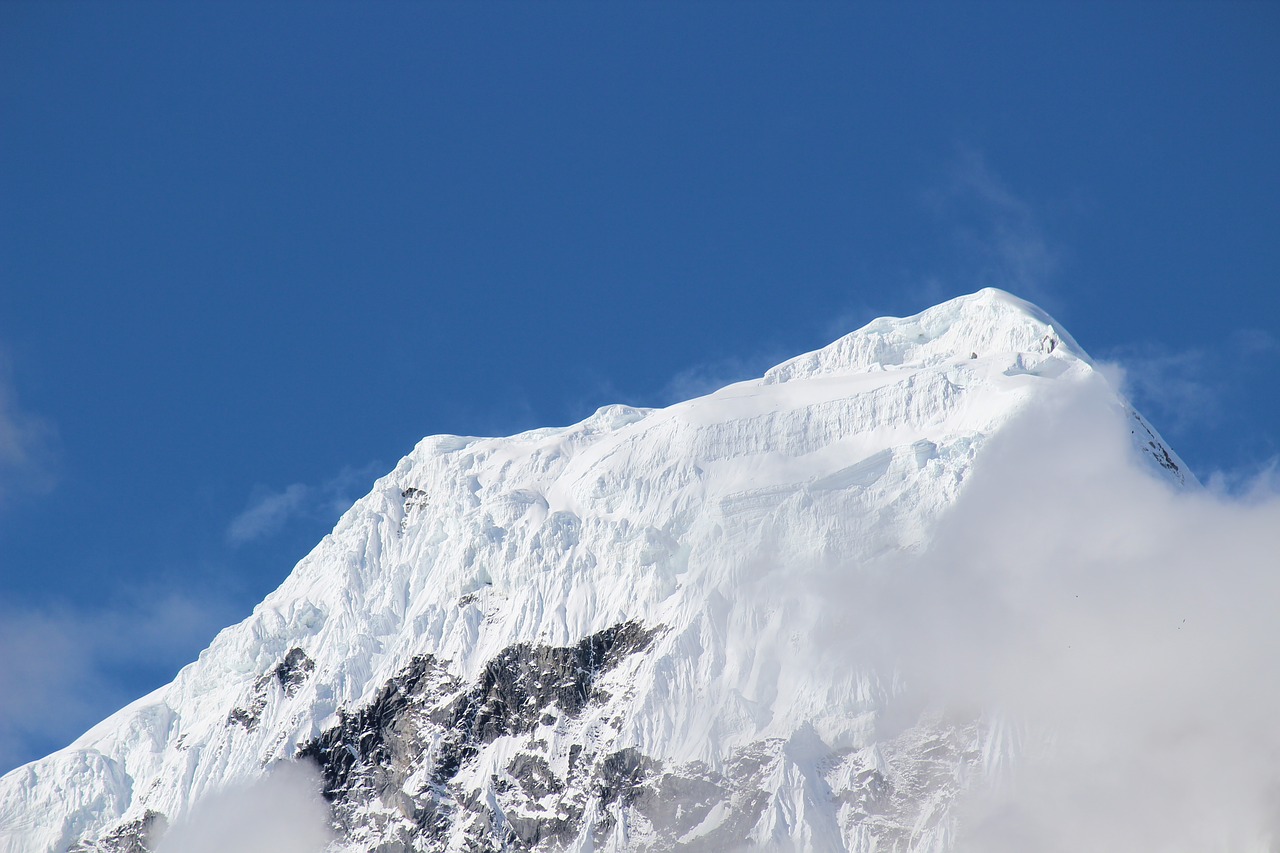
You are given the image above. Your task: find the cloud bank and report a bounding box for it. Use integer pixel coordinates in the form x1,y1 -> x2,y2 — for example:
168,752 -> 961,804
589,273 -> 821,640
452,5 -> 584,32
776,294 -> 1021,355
153,762 -> 333,853
806,371 -> 1280,851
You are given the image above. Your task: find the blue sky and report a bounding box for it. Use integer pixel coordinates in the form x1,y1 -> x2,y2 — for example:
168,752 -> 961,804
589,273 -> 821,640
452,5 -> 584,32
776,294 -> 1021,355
0,1 -> 1277,773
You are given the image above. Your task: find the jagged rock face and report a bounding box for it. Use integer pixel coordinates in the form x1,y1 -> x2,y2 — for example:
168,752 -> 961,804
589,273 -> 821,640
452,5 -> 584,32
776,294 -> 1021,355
296,623 -> 662,850
0,290 -> 1190,852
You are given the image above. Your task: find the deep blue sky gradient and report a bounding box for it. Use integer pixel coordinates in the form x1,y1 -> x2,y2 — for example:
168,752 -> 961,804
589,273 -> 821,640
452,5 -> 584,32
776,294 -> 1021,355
1,1 -> 1277,771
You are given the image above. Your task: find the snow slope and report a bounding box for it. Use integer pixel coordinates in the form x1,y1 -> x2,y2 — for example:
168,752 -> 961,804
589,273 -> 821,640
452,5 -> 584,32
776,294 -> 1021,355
0,289 -> 1190,852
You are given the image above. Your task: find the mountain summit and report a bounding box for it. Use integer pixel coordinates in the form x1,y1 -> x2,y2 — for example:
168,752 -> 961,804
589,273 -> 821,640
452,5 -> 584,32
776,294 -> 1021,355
0,290 -> 1188,852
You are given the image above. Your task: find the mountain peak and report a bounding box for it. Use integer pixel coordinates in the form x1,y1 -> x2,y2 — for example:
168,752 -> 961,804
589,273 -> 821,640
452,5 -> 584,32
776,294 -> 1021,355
765,288 -> 1083,384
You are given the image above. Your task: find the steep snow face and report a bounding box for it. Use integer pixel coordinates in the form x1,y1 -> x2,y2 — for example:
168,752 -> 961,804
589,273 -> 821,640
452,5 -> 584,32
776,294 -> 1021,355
0,289 -> 1187,852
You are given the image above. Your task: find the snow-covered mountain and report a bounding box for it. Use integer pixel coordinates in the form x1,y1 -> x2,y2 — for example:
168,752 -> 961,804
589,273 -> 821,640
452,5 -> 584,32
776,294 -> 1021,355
0,289 -> 1190,852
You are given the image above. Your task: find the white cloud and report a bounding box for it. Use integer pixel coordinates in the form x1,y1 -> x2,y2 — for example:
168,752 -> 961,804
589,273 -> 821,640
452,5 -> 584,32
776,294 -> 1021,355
153,762 -> 334,853
0,356 -> 56,504
227,464 -> 382,545
798,372 -> 1280,850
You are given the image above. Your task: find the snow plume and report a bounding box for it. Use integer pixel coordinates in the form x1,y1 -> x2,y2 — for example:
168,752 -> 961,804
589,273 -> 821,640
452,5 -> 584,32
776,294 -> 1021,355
809,371 -> 1280,851
153,762 -> 333,853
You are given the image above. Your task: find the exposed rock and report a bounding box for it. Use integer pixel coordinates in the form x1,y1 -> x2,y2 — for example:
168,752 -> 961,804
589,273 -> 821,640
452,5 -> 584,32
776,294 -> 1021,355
69,810 -> 167,853
226,646 -> 316,729
274,647 -> 316,695
296,623 -> 661,849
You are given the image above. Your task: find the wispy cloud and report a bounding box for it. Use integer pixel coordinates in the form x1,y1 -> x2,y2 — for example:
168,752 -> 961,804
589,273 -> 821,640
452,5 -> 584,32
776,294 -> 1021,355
227,483 -> 311,544
654,351 -> 788,405
226,463 -> 383,545
642,150 -> 1065,411
0,354 -> 56,505
557,349 -> 792,424
816,149 -> 1064,350
1100,343 -> 1215,432
1102,327 -> 1279,437
920,147 -> 1060,307
0,590 -> 241,774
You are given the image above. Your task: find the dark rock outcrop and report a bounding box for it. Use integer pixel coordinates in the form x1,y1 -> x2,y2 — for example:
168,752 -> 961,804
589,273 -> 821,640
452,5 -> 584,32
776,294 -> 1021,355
296,622 -> 663,850
226,646 -> 316,730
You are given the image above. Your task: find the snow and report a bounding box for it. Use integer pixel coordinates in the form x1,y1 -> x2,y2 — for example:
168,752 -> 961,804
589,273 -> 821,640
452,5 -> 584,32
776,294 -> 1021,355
0,289 -> 1189,851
